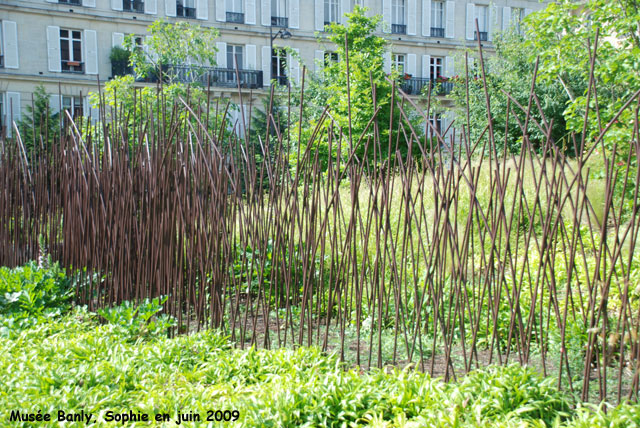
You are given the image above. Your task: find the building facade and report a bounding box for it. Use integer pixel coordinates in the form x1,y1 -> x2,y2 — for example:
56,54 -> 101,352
0,0 -> 546,135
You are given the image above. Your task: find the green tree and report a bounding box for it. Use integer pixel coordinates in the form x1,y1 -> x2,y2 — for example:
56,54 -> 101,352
17,85 -> 59,153
125,19 -> 220,83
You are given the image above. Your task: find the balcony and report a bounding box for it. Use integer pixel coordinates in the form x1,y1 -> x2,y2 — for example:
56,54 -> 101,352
123,0 -> 144,12
111,60 -> 133,78
226,11 -> 245,23
474,31 -> 488,41
430,27 -> 445,38
391,24 -> 407,34
155,65 -> 263,89
61,60 -> 84,73
400,77 -> 454,96
271,16 -> 288,27
177,5 -> 196,17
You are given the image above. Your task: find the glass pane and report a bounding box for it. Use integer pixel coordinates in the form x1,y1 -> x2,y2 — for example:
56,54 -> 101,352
73,40 -> 82,62
60,39 -> 70,61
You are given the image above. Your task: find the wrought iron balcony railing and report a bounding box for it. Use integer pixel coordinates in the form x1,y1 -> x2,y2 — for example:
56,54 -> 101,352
177,5 -> 196,17
226,11 -> 245,23
474,31 -> 488,41
391,24 -> 407,34
147,65 -> 263,89
123,0 -> 144,12
58,0 -> 82,5
61,60 -> 85,73
430,27 -> 445,38
399,77 -> 454,96
271,16 -> 288,27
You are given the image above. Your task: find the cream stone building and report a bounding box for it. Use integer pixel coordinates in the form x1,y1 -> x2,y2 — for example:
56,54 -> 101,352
0,0 -> 546,135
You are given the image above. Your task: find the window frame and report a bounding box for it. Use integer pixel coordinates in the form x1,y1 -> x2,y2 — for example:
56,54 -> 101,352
60,28 -> 84,73
393,53 -> 406,75
177,0 -> 196,18
271,47 -> 288,85
431,1 -> 444,29
429,56 -> 443,81
61,95 -> 84,120
324,0 -> 340,25
122,0 -> 145,13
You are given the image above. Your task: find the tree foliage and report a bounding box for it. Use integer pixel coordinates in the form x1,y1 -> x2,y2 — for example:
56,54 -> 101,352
17,85 -> 59,153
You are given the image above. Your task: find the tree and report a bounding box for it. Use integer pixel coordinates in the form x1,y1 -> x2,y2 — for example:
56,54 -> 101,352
17,85 -> 59,153
125,19 -> 220,83
447,30 -> 573,155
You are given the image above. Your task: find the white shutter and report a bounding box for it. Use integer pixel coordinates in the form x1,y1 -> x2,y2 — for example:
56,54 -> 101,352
6,92 -> 21,136
290,0 -> 299,28
502,7 -> 511,30
245,44 -> 256,69
382,0 -> 391,33
524,8 -> 532,17
197,0 -> 209,19
444,56 -> 453,77
488,5 -> 497,41
262,45 -> 271,85
315,50 -> 324,72
2,21 -> 18,69
216,0 -> 225,20
422,0 -> 431,37
465,3 -> 474,40
145,0 -> 157,13
84,30 -> 98,75
261,0 -> 270,25
289,48 -> 300,85
315,0 -> 324,31
246,0 -> 256,23
166,0 -> 177,16
407,53 -> 416,76
49,95 -> 61,116
407,0 -> 416,35
445,1 -> 454,38
422,54 -> 430,78
83,0 -> 96,7
341,0 -> 350,24
216,42 -> 227,68
383,52 -> 391,74
112,32 -> 125,48
46,26 -> 61,72
111,0 -> 123,10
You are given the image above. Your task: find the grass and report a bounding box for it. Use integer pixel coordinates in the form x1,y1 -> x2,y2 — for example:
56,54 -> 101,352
1,302 -> 639,427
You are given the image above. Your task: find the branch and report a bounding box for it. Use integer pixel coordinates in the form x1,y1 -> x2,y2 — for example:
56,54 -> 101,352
557,73 -> 576,102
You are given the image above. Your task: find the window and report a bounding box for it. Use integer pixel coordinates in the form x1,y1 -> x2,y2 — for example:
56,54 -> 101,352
62,96 -> 83,121
512,7 -> 525,34
324,51 -> 339,67
226,44 -> 243,70
475,5 -> 488,40
393,54 -> 405,75
429,56 -> 443,80
226,0 -> 244,22
431,1 -> 445,37
0,94 -> 4,134
391,0 -> 406,33
272,47 -> 288,85
0,24 -> 4,68
123,0 -> 144,12
428,113 -> 442,134
324,0 -> 339,25
177,0 -> 196,17
58,0 -> 82,5
271,0 -> 288,27
60,29 -> 83,73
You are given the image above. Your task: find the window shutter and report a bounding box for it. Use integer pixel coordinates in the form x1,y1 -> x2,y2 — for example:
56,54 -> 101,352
112,32 -> 125,48
261,0 -> 270,25
215,0 -> 225,21
2,21 -> 18,69
111,0 -> 123,11
445,1 -> 454,38
145,0 -> 157,14
197,0 -> 209,19
465,3 -> 474,40
245,0 -> 256,24
501,7 -> 511,30
289,48 -> 300,85
383,52 -> 391,74
488,5 -> 497,41
6,92 -> 21,136
382,0 -> 391,33
83,96 -> 100,123
83,0 -> 96,7
49,95 -> 61,116
245,44 -> 256,69
46,26 -> 61,72
289,0 -> 299,28
216,42 -> 227,68
166,0 -> 177,16
261,45 -> 271,85
422,54 -> 430,78
84,29 -> 98,75
407,0 -> 416,35
422,0 -> 431,37
341,0 -> 350,24
314,50 -> 324,72
407,53 -> 416,76
444,56 -> 453,77
314,0 -> 323,31
524,8 -> 532,17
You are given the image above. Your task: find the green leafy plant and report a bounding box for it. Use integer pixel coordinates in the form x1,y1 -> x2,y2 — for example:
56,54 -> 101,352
97,296 -> 176,340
